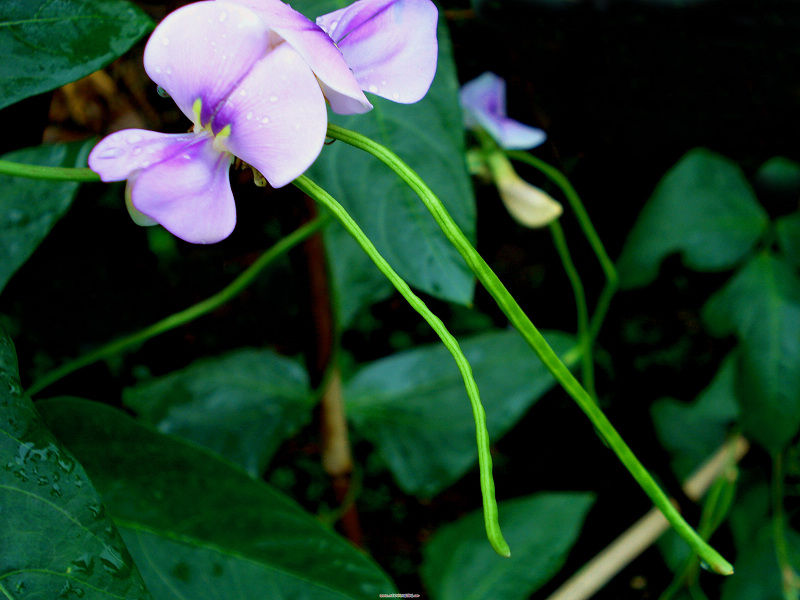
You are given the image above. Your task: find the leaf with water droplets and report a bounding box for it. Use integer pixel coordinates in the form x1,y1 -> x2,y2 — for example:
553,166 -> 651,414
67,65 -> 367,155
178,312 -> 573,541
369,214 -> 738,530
38,397 -> 398,600
0,329 -> 153,599
0,0 -> 153,110
0,140 -> 95,295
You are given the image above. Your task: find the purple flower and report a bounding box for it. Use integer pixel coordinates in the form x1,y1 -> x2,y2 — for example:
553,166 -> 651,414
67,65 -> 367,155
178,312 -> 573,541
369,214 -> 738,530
460,72 -> 546,150
89,1 -> 328,244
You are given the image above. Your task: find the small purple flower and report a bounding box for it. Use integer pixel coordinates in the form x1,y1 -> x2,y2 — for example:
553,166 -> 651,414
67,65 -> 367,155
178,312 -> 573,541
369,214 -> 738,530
89,1 -> 328,244
460,72 -> 547,150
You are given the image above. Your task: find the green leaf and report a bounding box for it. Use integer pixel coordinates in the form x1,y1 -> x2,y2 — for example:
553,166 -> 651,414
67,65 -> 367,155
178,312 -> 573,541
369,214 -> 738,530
123,348 -> 315,477
0,0 -> 153,110
295,3 -> 475,325
702,253 -> 800,454
651,352 -> 739,479
345,330 -> 577,497
721,524 -> 800,600
421,492 -> 595,600
754,156 -> 800,196
0,140 -> 95,294
0,331 -> 152,600
38,397 -> 398,600
617,148 -> 768,288
776,212 -> 800,269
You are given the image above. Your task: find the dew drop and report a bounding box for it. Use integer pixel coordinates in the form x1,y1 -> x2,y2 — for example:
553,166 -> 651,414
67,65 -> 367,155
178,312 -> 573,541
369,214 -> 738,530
37,475 -> 48,486
381,80 -> 387,86
368,84 -> 378,93
182,154 -> 191,160
88,503 -> 105,519
50,483 -> 63,498
392,92 -> 400,100
133,147 -> 143,156
97,148 -> 124,160
239,89 -> 247,97
127,133 -> 143,144
154,66 -> 162,74
269,95 -> 278,102
218,11 -> 228,22
165,67 -> 172,75
142,161 -> 151,168
157,85 -> 170,98
161,36 -> 169,46
246,111 -> 253,120
261,117 -> 270,124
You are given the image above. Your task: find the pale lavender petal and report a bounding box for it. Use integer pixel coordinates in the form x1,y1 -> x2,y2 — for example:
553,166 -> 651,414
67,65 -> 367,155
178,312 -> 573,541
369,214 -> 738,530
88,129 -> 198,181
144,1 -> 271,125
476,111 -> 547,150
215,44 -> 327,188
224,0 -> 372,114
129,134 -> 236,244
317,0 -> 439,104
460,71 -> 506,127
460,72 -> 546,150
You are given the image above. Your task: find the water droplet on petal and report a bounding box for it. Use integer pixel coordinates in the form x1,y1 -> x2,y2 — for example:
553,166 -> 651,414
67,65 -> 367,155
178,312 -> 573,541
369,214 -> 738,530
246,111 -> 253,120
261,117 -> 270,124
368,84 -> 378,93
219,11 -> 228,22
269,95 -> 278,102
392,92 -> 400,100
182,154 -> 191,160
97,148 -> 124,160
133,147 -> 143,156
381,80 -> 387,86
126,133 -> 143,144
154,66 -> 162,74
161,36 -> 169,46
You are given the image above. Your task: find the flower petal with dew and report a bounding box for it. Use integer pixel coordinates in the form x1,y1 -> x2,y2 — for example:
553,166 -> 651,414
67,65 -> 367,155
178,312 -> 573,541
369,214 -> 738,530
224,0 -> 373,114
89,1 -> 327,243
461,72 -> 546,150
317,0 -> 439,104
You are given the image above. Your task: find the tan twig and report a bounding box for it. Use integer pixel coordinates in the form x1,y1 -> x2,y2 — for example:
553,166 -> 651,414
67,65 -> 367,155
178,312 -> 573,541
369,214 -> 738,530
546,435 -> 749,600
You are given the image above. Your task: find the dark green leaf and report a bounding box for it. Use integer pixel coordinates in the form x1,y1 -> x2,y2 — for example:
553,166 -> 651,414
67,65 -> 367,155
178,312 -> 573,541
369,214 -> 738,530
0,0 -> 152,110
295,3 -> 475,325
0,331 -> 152,600
721,524 -> 800,600
421,492 -> 595,600
0,140 -> 95,294
123,348 -> 314,477
651,352 -> 739,479
345,330 -> 577,496
776,212 -> 800,269
617,148 -> 768,288
702,253 -> 800,453
38,398 -> 397,600
754,156 -> 800,196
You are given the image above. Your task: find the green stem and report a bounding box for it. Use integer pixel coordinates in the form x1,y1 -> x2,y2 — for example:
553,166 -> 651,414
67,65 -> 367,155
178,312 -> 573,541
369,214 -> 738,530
325,123 -> 733,576
549,220 -> 595,398
292,174 -> 510,558
27,215 -> 330,397
773,453 -> 799,600
505,150 -> 618,341
0,160 -> 100,182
